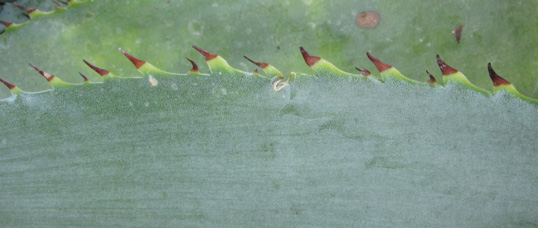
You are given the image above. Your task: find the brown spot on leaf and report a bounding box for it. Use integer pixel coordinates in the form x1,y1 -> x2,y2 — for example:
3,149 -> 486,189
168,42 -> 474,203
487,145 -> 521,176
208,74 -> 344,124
356,11 -> 379,28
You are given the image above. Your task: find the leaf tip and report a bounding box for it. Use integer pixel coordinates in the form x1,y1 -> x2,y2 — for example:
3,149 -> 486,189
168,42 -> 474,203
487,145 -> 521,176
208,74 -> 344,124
426,70 -> 436,83
0,20 -> 13,27
366,52 -> 392,72
436,54 -> 459,76
79,72 -> 89,83
29,63 -> 54,81
192,45 -> 218,61
299,46 -> 321,67
13,2 -> 36,14
186,57 -> 199,72
51,0 -> 64,9
244,56 -> 269,69
0,77 -> 17,90
83,59 -> 110,76
119,48 -> 146,69
487,63 -> 511,86
355,67 -> 371,76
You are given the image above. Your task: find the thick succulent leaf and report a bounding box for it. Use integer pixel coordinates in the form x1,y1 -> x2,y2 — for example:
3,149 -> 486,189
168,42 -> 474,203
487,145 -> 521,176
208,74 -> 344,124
1,1 -> 538,227
1,74 -> 538,227
0,0 -> 537,97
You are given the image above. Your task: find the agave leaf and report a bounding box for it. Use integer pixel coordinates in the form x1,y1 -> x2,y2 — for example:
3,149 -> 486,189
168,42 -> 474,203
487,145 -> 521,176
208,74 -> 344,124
1,70 -> 538,227
0,0 -> 537,97
0,1 -> 537,227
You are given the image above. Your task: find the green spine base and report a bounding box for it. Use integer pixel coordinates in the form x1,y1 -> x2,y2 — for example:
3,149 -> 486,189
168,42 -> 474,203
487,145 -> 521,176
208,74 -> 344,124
381,68 -> 423,85
443,72 -> 491,95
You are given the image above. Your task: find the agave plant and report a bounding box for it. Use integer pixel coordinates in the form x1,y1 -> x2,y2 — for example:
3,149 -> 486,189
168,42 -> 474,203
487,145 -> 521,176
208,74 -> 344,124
1,0 -> 537,227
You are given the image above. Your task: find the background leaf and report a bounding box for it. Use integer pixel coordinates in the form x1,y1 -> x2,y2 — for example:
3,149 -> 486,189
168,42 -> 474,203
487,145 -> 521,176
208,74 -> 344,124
0,0 -> 537,97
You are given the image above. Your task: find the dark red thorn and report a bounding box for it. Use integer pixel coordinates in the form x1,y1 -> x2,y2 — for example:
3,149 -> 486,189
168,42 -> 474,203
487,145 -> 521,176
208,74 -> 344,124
355,67 -> 371,76
192,45 -> 218,61
366,52 -> 392,72
453,24 -> 463,43
436,55 -> 459,75
29,63 -> 54,81
426,70 -> 436,83
119,48 -> 146,69
487,63 -> 511,86
186,58 -> 198,72
83,59 -> 110,76
299,47 -> 321,67
0,20 -> 13,27
253,69 -> 259,74
244,56 -> 269,69
0,78 -> 16,90
13,3 -> 36,14
52,0 -> 63,8
67,0 -> 72,2
79,72 -> 88,82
